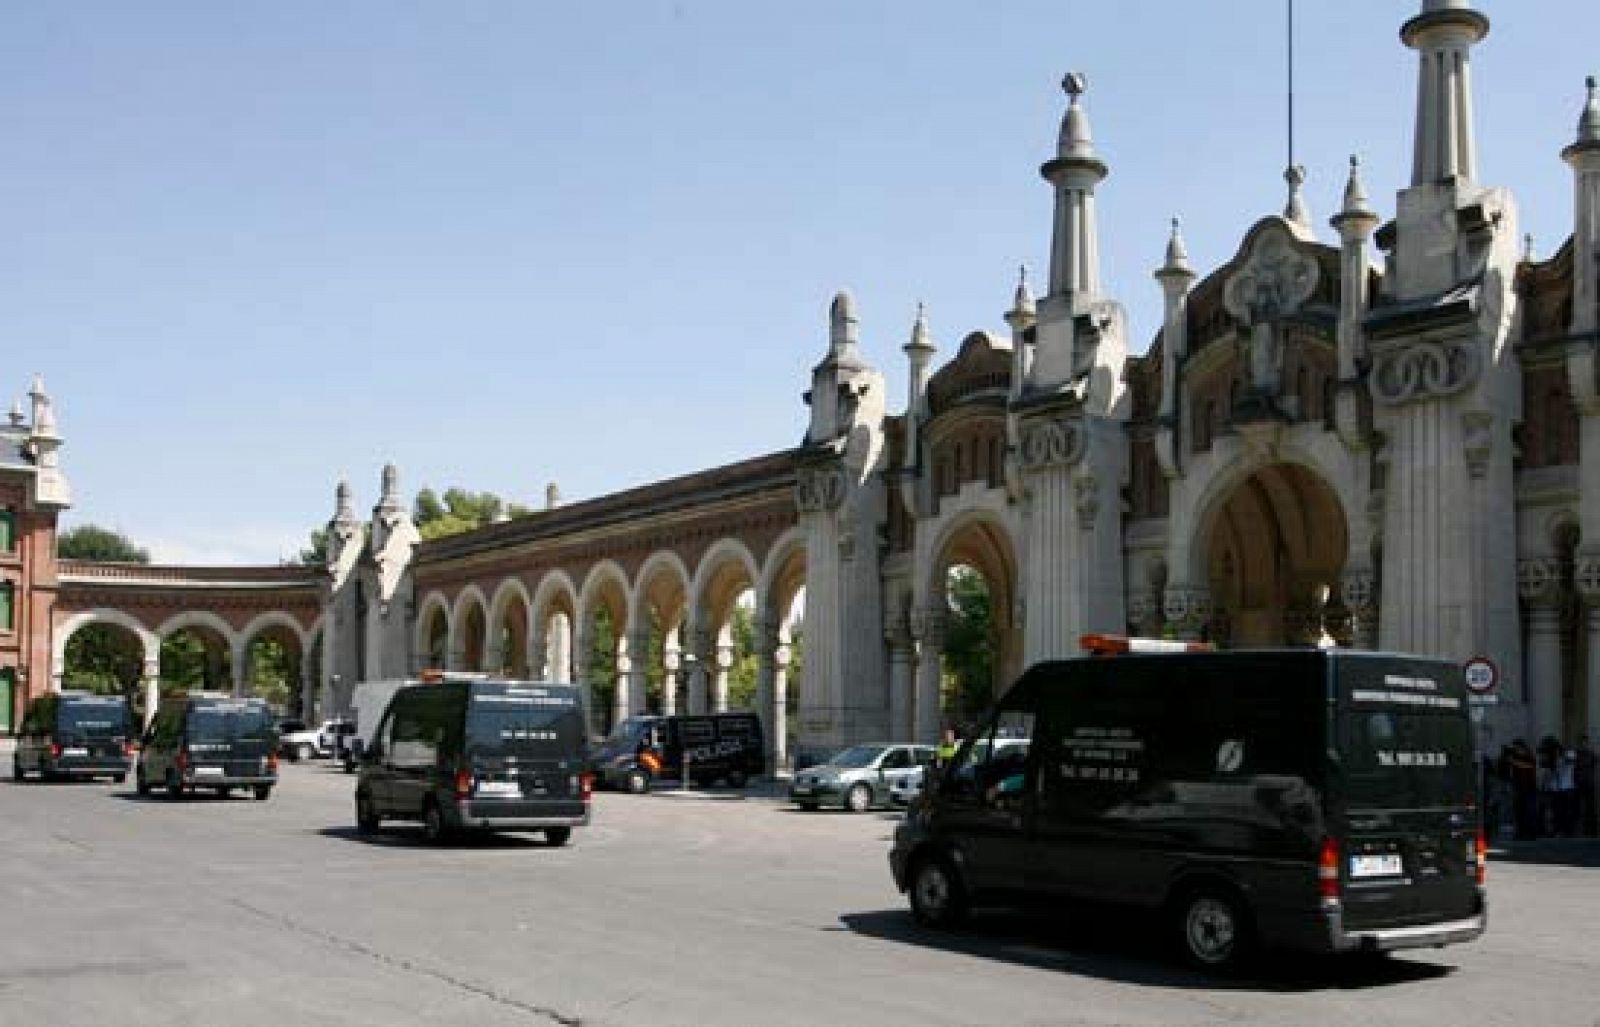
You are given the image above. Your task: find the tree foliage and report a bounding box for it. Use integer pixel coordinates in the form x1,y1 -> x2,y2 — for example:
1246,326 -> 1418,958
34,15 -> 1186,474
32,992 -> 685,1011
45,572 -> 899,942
415,487 -> 532,541
941,565 -> 994,729
58,525 -> 150,563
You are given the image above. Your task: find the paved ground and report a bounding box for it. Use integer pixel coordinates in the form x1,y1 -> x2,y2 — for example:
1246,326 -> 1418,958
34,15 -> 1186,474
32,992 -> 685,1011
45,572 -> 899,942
2,752 -> 1599,1026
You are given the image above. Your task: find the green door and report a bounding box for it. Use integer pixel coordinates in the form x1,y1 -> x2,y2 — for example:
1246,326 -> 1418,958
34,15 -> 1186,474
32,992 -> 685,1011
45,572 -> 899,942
0,669 -> 14,735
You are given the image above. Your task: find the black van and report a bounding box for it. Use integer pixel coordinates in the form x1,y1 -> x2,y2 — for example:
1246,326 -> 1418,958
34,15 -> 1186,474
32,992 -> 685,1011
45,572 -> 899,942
890,648 -> 1486,971
591,712 -> 764,793
13,691 -> 133,782
355,677 -> 591,845
136,693 -> 279,800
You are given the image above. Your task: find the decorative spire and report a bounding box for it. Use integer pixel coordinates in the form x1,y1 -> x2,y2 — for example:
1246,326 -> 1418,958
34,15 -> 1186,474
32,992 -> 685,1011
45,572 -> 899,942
376,463 -> 403,513
1057,72 -> 1097,161
1283,164 -> 1312,230
1007,265 -> 1036,324
1041,71 -> 1109,300
1568,75 -> 1600,154
903,302 -> 935,358
1523,233 -> 1536,263
1403,0 -> 1489,186
828,290 -> 860,359
335,479 -> 355,521
7,399 -> 23,428
1342,155 -> 1372,216
1158,218 -> 1193,278
1330,155 -> 1379,240
28,374 -> 57,436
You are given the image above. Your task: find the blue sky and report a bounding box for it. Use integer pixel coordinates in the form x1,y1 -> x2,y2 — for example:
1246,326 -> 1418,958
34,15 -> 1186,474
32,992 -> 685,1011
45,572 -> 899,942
5,1 -> 1596,564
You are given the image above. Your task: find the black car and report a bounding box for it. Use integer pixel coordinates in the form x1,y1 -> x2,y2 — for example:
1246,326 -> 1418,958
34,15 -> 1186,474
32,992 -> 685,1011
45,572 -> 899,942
355,676 -> 591,844
13,691 -> 133,782
891,647 -> 1486,972
591,712 -> 764,793
136,693 -> 279,800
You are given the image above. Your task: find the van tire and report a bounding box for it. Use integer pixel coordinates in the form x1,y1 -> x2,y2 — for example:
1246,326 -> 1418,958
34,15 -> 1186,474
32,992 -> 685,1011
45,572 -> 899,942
422,800 -> 451,845
726,770 -> 748,789
798,800 -> 819,811
112,774 -> 126,785
11,756 -> 25,782
356,793 -> 380,834
543,827 -> 572,847
295,742 -> 315,762
135,767 -> 150,795
1173,884 -> 1254,973
909,853 -> 968,928
845,783 -> 873,813
166,772 -> 184,800
625,769 -> 651,794
252,785 -> 271,801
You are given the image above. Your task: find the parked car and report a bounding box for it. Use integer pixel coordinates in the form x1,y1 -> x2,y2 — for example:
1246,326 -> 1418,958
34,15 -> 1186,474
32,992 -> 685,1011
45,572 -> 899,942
591,712 -> 764,792
354,676 -> 591,845
790,743 -> 936,812
889,737 -> 1030,807
13,691 -> 133,783
137,693 -> 279,800
891,646 -> 1486,972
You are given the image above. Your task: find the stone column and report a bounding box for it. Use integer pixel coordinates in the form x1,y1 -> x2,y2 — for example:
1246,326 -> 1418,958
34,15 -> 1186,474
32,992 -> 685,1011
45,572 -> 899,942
573,629 -> 595,738
625,628 -> 651,718
911,607 -> 946,745
754,618 -> 778,770
528,638 -> 549,681
300,658 -> 317,722
1342,571 -> 1380,650
661,642 -> 680,717
886,613 -> 914,742
685,628 -> 710,715
141,654 -> 161,728
712,643 -> 733,713
1577,553 -> 1600,745
772,640 -> 792,771
1519,557 -> 1564,743
230,643 -> 247,698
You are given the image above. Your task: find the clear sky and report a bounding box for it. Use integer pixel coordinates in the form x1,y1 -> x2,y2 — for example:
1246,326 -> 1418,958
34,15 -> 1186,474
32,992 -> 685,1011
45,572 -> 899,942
5,1 -> 1596,564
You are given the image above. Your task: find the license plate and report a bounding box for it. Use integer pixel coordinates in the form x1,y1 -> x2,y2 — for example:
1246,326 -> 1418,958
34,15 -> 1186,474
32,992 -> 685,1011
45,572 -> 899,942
476,781 -> 520,798
1350,853 -> 1404,878
193,766 -> 224,778
63,747 -> 88,757
791,786 -> 812,796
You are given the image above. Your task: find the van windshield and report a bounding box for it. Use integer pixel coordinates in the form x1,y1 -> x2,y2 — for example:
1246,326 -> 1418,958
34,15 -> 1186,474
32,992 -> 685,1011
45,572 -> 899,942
188,704 -> 276,742
605,717 -> 653,745
59,699 -> 129,737
1340,710 -> 1475,809
468,687 -> 586,758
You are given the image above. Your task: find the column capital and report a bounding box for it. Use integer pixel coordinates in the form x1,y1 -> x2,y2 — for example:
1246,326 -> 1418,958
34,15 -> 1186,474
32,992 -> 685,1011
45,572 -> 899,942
1575,552 -> 1600,605
1518,557 -> 1563,607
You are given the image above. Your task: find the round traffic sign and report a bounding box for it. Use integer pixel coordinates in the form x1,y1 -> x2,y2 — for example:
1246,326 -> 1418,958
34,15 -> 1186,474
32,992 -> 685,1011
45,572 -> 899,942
1464,656 -> 1498,694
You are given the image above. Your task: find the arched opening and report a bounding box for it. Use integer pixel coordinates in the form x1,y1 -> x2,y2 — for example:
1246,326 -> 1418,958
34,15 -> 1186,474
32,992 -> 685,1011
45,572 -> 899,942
458,600 -> 487,671
929,517 -> 1020,734
1203,462 -> 1348,647
62,619 -> 147,716
242,623 -> 303,713
578,565 -> 630,736
493,590 -> 529,676
419,603 -> 449,670
760,534 -> 808,769
160,623 -> 234,695
693,543 -> 760,717
632,555 -> 691,717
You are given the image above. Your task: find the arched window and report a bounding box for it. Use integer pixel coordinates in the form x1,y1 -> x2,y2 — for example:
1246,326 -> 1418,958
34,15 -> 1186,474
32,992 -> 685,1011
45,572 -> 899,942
0,508 -> 13,553
0,581 -> 13,632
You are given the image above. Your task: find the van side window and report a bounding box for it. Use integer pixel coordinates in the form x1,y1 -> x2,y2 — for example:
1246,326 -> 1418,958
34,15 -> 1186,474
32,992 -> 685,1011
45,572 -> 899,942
391,693 -> 442,768
950,710 -> 1035,810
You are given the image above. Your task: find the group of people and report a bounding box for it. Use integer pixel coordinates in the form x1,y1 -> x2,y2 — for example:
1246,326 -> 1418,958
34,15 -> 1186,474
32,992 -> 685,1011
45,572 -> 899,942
1487,735 -> 1599,841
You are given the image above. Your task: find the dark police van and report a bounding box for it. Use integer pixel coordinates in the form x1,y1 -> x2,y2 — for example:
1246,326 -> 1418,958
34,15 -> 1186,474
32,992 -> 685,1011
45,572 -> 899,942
137,693 -> 279,800
355,676 -> 591,845
890,643 -> 1486,971
13,691 -> 133,782
591,712 -> 764,793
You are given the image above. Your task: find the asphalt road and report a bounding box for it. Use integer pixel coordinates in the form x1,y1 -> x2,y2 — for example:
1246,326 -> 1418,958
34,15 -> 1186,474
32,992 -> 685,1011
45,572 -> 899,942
3,755 -> 1599,1026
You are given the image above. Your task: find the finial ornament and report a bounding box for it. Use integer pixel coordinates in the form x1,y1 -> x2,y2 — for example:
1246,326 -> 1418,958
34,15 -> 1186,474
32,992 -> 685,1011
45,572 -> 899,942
7,399 -> 23,428
1062,72 -> 1087,100
905,301 -> 934,355
1283,163 -> 1312,230
1523,233 -> 1536,262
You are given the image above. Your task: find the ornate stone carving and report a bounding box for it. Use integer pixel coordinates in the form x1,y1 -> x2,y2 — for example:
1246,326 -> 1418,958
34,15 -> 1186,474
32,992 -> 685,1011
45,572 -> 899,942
1222,228 -> 1319,393
1126,593 -> 1150,633
1340,571 -> 1376,614
909,605 -> 947,648
1517,557 -> 1561,606
1461,411 -> 1494,478
1369,339 -> 1481,406
1019,415 -> 1085,470
1574,552 -> 1600,606
1162,587 -> 1210,640
794,463 -> 847,513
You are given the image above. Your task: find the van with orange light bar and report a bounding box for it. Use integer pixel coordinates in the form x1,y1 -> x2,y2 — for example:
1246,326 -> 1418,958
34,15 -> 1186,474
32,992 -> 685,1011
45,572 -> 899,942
889,642 -> 1485,972
354,677 -> 591,845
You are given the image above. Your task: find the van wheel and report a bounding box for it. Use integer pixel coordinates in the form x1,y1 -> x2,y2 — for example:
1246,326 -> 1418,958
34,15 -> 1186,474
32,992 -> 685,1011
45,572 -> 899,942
543,827 -> 572,847
295,742 -> 315,762
1174,886 -> 1254,973
625,769 -> 651,794
135,767 -> 151,796
252,785 -> 271,801
726,770 -> 748,789
166,772 -> 184,800
422,801 -> 451,845
845,783 -> 873,813
909,853 -> 968,928
11,756 -> 25,782
112,774 -> 126,785
356,793 -> 380,834
798,801 -> 819,812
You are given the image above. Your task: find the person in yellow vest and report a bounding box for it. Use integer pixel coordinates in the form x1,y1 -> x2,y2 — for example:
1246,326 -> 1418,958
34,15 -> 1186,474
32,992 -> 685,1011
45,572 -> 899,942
935,726 -> 959,768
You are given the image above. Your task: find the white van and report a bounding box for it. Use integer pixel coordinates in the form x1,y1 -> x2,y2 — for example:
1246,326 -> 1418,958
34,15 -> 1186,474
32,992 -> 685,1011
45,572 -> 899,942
341,679 -> 409,772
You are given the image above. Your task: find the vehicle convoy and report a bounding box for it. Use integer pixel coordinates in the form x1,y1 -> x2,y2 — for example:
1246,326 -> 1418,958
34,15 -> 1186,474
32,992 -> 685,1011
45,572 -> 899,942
342,679 -> 410,772
137,693 -> 279,800
355,676 -> 591,845
890,642 -> 1487,971
592,712 -> 764,793
13,691 -> 133,783
790,743 -> 936,812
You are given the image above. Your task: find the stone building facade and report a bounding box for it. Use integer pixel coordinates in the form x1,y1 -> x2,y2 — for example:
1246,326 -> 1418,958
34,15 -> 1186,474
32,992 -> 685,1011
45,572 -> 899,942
17,2 -> 1600,762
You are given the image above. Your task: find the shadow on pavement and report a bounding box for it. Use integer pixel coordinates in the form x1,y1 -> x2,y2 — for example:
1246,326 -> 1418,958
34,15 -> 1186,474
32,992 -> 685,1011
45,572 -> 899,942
315,825 -> 556,850
837,906 -> 1454,992
1489,837 -> 1600,868
108,789 -> 260,803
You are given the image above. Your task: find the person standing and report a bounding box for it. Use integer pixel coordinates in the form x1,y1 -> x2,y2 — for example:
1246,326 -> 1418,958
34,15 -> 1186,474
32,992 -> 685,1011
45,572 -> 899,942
1577,736 -> 1598,838
1508,738 -> 1539,841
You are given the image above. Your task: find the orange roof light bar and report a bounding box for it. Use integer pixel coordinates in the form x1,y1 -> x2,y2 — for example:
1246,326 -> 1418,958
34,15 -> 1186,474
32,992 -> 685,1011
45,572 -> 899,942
1079,634 -> 1215,656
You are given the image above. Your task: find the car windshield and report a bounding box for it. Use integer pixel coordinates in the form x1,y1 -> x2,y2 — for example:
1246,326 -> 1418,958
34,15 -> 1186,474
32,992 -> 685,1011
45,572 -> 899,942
605,717 -> 653,745
825,745 -> 887,769
467,686 -> 587,758
188,704 -> 277,742
59,699 -> 128,737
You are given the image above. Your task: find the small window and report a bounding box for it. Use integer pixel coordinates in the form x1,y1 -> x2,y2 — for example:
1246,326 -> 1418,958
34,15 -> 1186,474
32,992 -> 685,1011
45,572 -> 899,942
0,581 -> 14,632
0,509 -> 14,553
882,748 -> 912,770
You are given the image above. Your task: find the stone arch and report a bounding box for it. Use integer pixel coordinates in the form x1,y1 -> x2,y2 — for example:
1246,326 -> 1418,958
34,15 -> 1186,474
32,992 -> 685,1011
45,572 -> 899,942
923,509 -> 1023,709
628,550 -> 694,716
450,585 -> 490,671
690,538 -> 762,628
757,528 -> 808,632
530,569 -> 579,680
577,560 -> 632,733
414,592 -> 452,670
1190,457 -> 1351,647
486,577 -> 533,676
238,612 -> 308,706
53,608 -> 161,685
629,550 -> 692,629
156,610 -> 241,694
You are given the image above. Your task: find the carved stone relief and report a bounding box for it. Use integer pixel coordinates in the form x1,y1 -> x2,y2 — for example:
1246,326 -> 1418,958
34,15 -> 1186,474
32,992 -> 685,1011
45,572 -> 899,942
1369,339 -> 1481,406
1018,416 -> 1085,470
794,464 -> 847,513
1222,229 -> 1319,394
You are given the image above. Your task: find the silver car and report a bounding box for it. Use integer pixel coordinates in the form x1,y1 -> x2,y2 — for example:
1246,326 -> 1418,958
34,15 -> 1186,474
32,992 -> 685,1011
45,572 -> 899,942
888,737 -> 1031,806
789,743 -> 935,812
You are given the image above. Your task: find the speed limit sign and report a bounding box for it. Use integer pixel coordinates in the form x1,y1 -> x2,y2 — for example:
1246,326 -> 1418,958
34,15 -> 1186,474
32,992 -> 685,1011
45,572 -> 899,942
1464,656 -> 1498,694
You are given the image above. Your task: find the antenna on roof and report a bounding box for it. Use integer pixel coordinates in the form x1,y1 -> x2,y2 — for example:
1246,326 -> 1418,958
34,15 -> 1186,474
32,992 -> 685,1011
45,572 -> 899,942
1287,0 -> 1296,172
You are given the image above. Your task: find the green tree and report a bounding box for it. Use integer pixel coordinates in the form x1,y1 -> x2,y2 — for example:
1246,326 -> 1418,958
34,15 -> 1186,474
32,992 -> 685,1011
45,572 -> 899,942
725,602 -> 760,711
294,526 -> 329,566
586,607 -> 618,733
63,625 -> 144,700
58,525 -> 150,563
941,566 -> 994,728
414,487 -> 533,541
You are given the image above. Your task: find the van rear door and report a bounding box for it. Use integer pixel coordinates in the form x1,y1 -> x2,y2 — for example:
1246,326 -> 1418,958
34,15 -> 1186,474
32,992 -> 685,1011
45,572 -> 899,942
466,684 -> 588,808
1334,656 -> 1479,930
